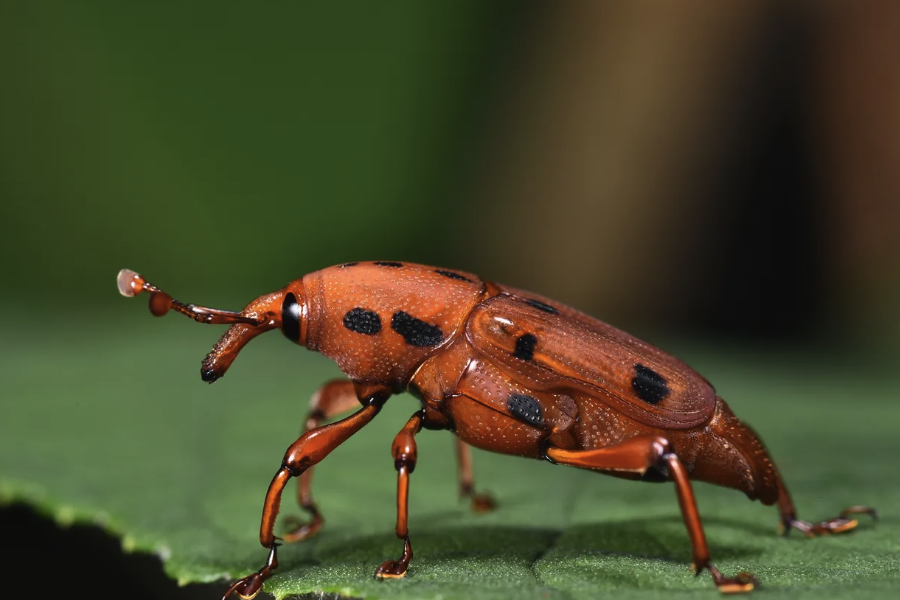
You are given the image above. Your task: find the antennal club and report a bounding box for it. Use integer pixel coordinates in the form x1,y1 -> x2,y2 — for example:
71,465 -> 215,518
116,268 -> 259,326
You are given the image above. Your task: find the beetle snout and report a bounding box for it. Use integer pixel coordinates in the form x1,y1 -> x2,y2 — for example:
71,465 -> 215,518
201,321 -> 270,383
199,291 -> 284,383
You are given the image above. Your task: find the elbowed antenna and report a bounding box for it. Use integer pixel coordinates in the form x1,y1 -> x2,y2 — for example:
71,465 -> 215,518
117,268 -> 260,325
117,269 -> 282,383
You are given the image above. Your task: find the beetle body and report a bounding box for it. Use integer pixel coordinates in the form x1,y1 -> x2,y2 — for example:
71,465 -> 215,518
282,262 -> 773,501
117,261 -> 874,599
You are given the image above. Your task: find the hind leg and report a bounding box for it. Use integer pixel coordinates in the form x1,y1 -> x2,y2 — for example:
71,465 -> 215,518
455,438 -> 496,513
775,476 -> 877,537
697,399 -> 877,538
547,435 -> 756,593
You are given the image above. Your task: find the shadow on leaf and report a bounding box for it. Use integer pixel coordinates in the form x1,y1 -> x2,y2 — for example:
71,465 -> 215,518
278,515 -> 762,577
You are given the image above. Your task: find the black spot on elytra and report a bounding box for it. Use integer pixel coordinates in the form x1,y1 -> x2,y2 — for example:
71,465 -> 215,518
343,308 -> 382,335
338,262 -> 358,268
507,394 -> 543,427
434,269 -> 473,283
391,311 -> 442,346
524,298 -> 559,315
631,364 -> 670,405
514,333 -> 537,360
374,261 -> 403,268
282,292 -> 301,342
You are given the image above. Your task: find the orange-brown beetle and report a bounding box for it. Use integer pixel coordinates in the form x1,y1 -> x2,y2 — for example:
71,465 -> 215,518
117,261 -> 875,598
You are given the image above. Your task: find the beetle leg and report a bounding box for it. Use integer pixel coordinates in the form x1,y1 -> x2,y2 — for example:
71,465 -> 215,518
776,478 -> 877,537
547,436 -> 758,594
375,411 -> 425,579
455,439 -> 497,513
282,379 -> 361,543
224,394 -> 388,600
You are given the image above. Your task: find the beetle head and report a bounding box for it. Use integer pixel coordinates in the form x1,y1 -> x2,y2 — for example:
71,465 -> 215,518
117,269 -> 309,383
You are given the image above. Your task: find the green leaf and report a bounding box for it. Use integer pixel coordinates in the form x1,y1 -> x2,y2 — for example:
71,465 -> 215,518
1,320 -> 897,599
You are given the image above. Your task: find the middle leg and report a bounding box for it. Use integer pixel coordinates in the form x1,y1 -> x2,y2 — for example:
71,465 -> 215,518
283,379 -> 361,542
375,410 -> 424,579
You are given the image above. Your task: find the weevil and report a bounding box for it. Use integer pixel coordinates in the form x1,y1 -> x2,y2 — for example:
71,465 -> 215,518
117,262 -> 875,598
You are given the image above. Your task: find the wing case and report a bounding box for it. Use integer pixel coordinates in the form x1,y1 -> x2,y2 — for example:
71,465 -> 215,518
465,291 -> 716,429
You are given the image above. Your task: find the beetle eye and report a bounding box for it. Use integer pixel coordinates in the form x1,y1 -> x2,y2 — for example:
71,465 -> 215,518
282,292 -> 302,343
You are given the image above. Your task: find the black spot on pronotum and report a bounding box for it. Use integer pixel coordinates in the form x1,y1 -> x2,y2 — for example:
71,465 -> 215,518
338,262 -> 358,268
524,298 -> 559,315
514,333 -> 537,361
282,292 -> 302,343
434,269 -> 473,283
391,311 -> 442,347
507,394 -> 543,427
631,363 -> 670,405
343,308 -> 382,335
374,261 -> 403,268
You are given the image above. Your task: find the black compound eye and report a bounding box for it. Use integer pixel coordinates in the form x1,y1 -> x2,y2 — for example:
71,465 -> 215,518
631,364 -> 670,405
282,292 -> 302,343
343,308 -> 382,335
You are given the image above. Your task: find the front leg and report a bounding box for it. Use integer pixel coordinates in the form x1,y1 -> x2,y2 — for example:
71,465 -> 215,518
224,389 -> 389,600
375,410 -> 424,579
547,436 -> 757,594
283,379 -> 362,542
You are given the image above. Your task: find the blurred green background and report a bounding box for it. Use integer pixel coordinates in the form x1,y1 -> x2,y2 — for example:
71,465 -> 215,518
2,1 -> 899,599
2,1 -> 899,342
0,1 -> 521,305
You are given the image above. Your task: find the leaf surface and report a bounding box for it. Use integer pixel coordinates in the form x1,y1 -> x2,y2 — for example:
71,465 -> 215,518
1,321 -> 897,599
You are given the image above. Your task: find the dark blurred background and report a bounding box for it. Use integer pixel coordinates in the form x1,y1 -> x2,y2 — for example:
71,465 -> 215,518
2,1 -> 899,598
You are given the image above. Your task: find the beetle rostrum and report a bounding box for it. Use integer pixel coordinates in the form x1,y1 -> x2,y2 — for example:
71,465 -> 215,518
117,262 -> 876,599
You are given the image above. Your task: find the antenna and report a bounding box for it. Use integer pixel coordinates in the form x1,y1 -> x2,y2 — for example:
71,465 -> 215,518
116,269 -> 259,326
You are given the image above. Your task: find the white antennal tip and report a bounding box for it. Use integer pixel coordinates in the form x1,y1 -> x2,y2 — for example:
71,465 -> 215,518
117,268 -> 142,297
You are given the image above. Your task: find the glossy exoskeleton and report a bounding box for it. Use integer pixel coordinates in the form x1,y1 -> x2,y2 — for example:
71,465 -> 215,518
117,261 -> 875,598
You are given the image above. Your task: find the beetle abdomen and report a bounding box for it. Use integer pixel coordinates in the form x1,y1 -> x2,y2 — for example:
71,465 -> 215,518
690,398 -> 780,505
